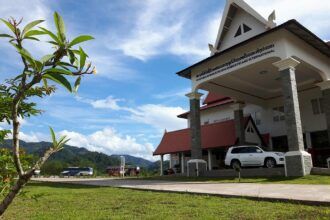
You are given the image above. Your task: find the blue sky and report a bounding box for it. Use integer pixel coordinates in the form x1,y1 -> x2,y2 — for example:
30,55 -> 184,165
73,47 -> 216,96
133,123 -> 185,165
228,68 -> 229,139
0,0 -> 329,160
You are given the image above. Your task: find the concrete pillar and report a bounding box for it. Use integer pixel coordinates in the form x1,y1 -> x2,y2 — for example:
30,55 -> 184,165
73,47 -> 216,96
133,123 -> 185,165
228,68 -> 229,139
181,153 -> 185,174
207,149 -> 212,170
273,57 -> 312,177
160,155 -> 164,176
317,81 -> 330,144
186,91 -> 203,159
231,103 -> 246,145
186,91 -> 207,177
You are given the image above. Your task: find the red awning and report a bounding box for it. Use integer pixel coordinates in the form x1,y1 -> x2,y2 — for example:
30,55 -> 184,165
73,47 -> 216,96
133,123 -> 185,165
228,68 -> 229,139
154,119 -> 239,155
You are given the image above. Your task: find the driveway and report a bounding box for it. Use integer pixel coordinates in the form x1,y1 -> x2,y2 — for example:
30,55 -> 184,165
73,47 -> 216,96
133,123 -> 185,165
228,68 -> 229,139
33,177 -> 330,205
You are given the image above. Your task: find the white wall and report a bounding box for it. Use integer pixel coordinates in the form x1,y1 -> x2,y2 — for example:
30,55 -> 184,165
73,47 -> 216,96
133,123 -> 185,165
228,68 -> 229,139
186,87 -> 326,139
220,7 -> 266,51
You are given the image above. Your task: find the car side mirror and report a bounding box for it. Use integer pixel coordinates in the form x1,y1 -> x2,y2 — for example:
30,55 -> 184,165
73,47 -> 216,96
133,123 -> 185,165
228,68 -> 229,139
256,149 -> 262,153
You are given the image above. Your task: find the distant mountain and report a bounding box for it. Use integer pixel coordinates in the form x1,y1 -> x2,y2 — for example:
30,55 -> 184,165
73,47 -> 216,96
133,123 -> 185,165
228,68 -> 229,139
0,140 -> 157,175
112,154 -> 154,168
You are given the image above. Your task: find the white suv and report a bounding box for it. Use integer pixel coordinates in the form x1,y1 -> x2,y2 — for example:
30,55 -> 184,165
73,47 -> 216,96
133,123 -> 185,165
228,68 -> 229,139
224,146 -> 285,168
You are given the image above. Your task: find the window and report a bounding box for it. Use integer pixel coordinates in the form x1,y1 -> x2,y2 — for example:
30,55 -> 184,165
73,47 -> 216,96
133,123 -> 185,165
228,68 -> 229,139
234,23 -> 252,38
234,26 -> 242,37
243,24 -> 252,33
311,98 -> 324,115
311,130 -> 329,149
231,148 -> 243,154
246,147 -> 259,153
273,106 -> 285,122
246,125 -> 254,133
253,111 -> 261,125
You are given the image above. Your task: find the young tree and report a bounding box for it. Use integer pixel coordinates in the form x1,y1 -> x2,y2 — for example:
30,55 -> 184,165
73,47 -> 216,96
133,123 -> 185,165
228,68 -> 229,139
0,12 -> 95,215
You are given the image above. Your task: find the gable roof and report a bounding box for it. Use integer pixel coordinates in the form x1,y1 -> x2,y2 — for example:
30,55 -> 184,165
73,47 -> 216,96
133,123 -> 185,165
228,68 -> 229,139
203,93 -> 231,105
177,93 -> 233,119
177,20 -> 330,79
153,116 -> 266,155
213,0 -> 271,53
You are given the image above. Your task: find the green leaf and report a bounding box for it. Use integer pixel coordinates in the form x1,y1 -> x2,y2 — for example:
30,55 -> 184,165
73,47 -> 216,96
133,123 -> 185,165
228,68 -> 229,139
68,50 -> 75,65
58,61 -> 76,68
54,12 -> 66,42
74,76 -> 81,93
35,60 -> 43,72
42,78 -> 48,88
47,41 -> 58,45
79,47 -> 87,70
40,54 -> 54,64
22,20 -> 44,36
44,68 -> 73,75
0,34 -> 13,38
39,27 -> 60,44
24,36 -> 40,41
24,30 -> 46,38
43,72 -> 72,92
69,35 -> 94,47
13,45 -> 36,68
49,127 -> 57,146
0,19 -> 15,33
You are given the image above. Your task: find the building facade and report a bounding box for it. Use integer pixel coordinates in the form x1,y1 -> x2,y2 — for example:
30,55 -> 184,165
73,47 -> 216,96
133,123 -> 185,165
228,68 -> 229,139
154,0 -> 330,177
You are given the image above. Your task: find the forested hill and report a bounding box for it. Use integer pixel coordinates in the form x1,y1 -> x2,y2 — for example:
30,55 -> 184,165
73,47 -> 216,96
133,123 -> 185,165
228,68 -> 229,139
0,140 -> 157,175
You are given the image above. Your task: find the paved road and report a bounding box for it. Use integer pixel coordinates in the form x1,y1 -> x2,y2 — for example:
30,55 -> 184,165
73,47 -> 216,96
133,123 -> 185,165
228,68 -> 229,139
33,177 -> 330,204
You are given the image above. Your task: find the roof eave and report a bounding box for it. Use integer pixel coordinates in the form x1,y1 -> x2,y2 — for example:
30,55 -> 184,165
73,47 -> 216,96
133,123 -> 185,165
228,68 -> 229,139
176,19 -> 330,79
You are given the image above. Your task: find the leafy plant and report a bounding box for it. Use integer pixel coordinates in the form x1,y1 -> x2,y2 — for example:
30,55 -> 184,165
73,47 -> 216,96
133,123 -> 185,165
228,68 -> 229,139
0,12 -> 95,215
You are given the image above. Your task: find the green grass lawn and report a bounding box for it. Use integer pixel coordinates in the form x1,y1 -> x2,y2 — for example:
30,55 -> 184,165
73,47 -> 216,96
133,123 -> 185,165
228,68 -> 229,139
142,174 -> 330,185
2,182 -> 330,220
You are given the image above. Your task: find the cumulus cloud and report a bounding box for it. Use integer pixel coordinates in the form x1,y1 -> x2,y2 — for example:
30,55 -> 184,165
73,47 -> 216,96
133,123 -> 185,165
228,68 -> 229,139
80,95 -> 187,132
58,128 -> 155,160
246,0 -> 330,38
127,104 -> 186,132
112,0 -> 220,62
89,96 -> 123,110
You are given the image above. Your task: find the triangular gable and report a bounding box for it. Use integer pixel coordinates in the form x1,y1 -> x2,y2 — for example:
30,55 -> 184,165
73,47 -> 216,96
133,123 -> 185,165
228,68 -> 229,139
212,0 -> 275,53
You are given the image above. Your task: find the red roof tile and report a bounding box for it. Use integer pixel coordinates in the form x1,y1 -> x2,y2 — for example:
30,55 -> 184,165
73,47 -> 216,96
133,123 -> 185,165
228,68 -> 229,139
154,119 -> 241,155
177,93 -> 234,119
203,93 -> 230,105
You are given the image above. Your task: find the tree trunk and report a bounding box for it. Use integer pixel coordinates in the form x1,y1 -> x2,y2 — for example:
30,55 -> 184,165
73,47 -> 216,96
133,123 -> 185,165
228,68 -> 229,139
0,172 -> 33,216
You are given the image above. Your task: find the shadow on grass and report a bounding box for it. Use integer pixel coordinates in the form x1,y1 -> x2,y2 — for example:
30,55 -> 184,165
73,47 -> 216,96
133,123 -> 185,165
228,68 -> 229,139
28,181 -> 104,189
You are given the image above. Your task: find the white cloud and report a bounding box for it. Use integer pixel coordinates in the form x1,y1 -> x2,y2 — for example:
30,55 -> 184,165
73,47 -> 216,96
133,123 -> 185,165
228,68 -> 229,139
113,0 -> 220,62
246,0 -> 330,38
127,104 -> 186,132
4,130 -> 47,143
89,96 -> 123,110
58,128 -> 155,160
153,87 -> 191,99
81,95 -> 187,132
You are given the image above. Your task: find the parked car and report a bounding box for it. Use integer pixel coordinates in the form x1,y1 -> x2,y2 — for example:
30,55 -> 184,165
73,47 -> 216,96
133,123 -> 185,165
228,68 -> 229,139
61,167 -> 93,176
163,168 -> 175,175
224,146 -> 285,168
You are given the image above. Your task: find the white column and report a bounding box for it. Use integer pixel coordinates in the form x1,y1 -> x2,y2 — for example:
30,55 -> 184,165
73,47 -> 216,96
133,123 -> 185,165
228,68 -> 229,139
169,154 -> 172,168
160,155 -> 164,176
207,149 -> 212,170
181,153 -> 185,174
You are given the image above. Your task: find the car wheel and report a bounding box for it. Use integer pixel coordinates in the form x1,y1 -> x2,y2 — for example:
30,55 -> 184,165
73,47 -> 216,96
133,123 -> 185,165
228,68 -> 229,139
265,158 -> 276,168
231,160 -> 241,169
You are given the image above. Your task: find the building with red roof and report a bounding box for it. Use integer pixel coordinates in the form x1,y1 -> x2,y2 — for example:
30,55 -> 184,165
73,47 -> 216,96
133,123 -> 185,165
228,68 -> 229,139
154,0 -> 330,177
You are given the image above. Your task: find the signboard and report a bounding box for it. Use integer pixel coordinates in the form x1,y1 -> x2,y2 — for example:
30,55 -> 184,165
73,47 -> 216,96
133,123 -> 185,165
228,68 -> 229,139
196,44 -> 275,82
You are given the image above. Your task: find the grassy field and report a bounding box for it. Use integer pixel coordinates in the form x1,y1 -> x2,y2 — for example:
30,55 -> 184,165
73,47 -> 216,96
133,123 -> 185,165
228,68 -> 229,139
2,182 -> 330,220
143,174 -> 330,185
